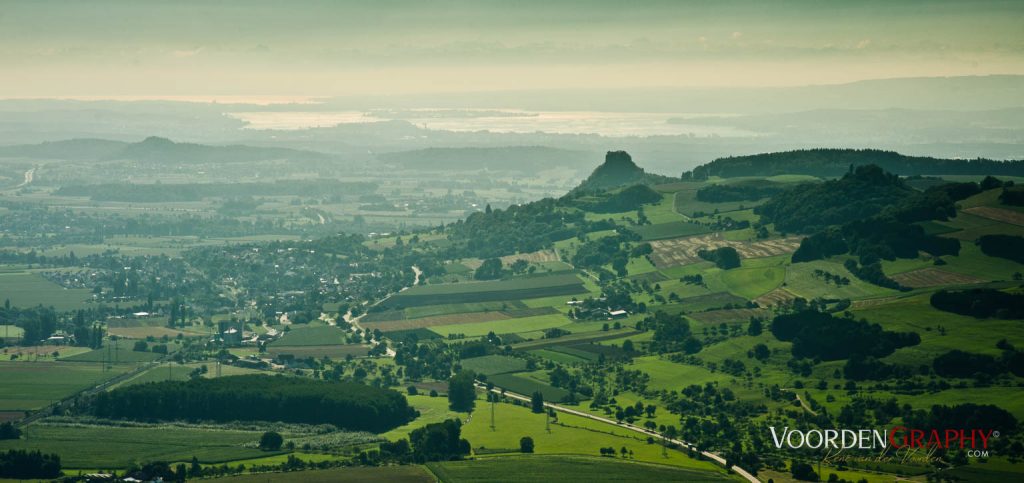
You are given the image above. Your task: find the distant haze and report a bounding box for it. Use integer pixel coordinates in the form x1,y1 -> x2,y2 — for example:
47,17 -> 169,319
1,0 -> 1023,98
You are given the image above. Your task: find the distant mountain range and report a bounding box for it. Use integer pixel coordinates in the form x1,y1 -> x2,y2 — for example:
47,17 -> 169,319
0,136 -> 332,163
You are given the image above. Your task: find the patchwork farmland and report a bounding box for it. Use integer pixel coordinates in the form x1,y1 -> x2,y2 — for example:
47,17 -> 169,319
648,234 -> 802,268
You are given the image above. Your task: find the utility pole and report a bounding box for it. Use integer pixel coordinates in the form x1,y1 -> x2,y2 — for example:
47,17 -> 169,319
489,395 -> 495,431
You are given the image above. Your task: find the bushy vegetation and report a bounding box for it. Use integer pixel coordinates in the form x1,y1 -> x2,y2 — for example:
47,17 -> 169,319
770,310 -> 920,361
89,375 -> 416,432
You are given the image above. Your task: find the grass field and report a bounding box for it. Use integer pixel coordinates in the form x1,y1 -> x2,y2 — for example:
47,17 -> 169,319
384,274 -> 586,309
62,346 -> 165,363
271,325 -> 348,346
0,361 -> 136,410
0,422 -> 278,468
718,265 -> 785,299
207,465 -> 435,482
458,400 -> 731,475
630,221 -> 710,241
486,373 -> 570,402
0,270 -> 93,311
460,354 -> 528,375
429,456 -> 735,482
784,259 -> 898,300
267,344 -> 370,359
430,313 -> 572,338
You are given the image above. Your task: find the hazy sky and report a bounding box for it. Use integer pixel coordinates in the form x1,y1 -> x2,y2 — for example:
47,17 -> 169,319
2,0 -> 1023,98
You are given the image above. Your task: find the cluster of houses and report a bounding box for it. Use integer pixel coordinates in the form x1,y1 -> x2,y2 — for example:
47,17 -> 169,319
566,299 -> 628,320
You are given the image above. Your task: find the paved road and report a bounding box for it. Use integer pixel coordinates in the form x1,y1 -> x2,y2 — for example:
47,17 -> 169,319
479,384 -> 760,483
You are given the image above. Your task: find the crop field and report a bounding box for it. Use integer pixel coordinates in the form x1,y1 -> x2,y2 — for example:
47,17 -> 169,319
687,308 -> 769,326
754,287 -> 798,307
429,313 -> 572,338
674,292 -> 748,312
363,310 -> 557,332
267,344 -> 371,359
629,221 -> 710,241
383,274 -> 586,309
964,206 -> 1024,226
399,301 -> 530,320
512,329 -> 640,351
527,348 -> 590,364
0,361 -> 135,410
648,234 -> 802,268
460,249 -> 561,270
62,346 -> 165,363
487,373 -> 570,401
938,211 -> 1024,240
208,466 -> 435,482
271,325 -> 348,346
0,422 -> 277,468
459,354 -> 528,375
0,270 -> 93,311
429,456 -> 734,482
890,267 -> 986,288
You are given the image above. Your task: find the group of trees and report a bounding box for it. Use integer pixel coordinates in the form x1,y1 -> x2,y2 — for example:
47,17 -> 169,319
697,246 -> 741,269
0,450 -> 61,479
641,311 -> 703,354
90,375 -> 416,432
930,289 -> 1024,319
770,310 -> 920,361
977,234 -> 1024,264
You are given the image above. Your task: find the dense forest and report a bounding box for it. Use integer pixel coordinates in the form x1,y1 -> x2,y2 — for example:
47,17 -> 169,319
89,375 -> 416,432
684,149 -> 1024,179
977,234 -> 1024,264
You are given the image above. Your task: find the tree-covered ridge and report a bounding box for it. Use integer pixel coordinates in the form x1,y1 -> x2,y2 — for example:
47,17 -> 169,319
756,164 -> 916,234
695,181 -> 789,202
89,375 -> 416,433
684,148 -> 1024,179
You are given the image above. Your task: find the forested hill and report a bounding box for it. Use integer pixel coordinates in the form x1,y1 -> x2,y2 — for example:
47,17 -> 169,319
0,136 -> 333,164
684,148 -> 1024,179
572,151 -> 675,193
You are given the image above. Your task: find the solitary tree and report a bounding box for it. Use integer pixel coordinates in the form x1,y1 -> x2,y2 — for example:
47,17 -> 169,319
530,391 -> 545,413
259,431 -> 283,451
520,436 -> 535,453
448,370 -> 477,412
